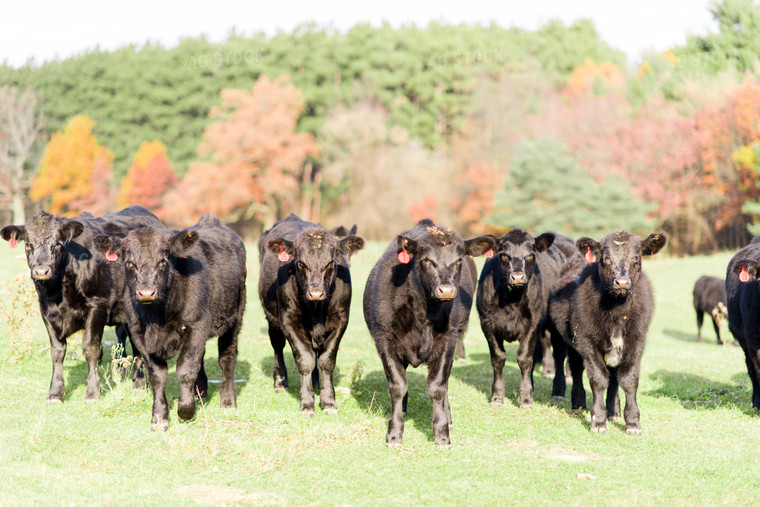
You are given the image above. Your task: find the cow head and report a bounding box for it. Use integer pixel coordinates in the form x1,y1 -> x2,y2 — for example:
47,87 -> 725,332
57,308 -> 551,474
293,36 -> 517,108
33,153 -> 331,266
397,225 -> 495,301
94,228 -> 198,305
577,231 -> 667,297
268,227 -> 365,302
2,211 -> 84,285
495,228 -> 554,288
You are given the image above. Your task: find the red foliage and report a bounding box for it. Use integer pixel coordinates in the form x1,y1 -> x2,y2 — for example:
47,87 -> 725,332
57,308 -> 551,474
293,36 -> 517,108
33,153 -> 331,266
119,140 -> 178,222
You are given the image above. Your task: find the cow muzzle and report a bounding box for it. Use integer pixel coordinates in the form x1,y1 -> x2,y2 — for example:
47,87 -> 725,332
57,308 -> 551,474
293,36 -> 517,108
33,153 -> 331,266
613,276 -> 632,291
306,288 -> 326,301
435,284 -> 457,301
509,272 -> 528,286
136,286 -> 158,303
32,265 -> 52,281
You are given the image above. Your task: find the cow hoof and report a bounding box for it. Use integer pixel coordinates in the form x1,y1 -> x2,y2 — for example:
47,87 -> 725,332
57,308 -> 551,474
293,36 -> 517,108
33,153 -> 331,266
220,399 -> 236,409
551,395 -> 565,403
151,420 -> 169,432
45,398 -> 63,405
84,398 -> 98,405
519,401 -> 533,409
177,405 -> 196,422
301,408 -> 315,417
386,441 -> 403,449
132,380 -> 146,390
590,425 -> 607,434
626,427 -> 642,436
436,441 -> 451,450
489,398 -> 503,407
322,407 -> 337,415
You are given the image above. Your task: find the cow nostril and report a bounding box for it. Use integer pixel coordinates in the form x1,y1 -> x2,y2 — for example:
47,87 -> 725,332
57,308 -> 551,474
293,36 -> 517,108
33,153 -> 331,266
136,287 -> 157,302
614,277 -> 632,289
32,266 -> 51,279
436,285 -> 457,300
509,273 -> 527,285
306,289 -> 326,301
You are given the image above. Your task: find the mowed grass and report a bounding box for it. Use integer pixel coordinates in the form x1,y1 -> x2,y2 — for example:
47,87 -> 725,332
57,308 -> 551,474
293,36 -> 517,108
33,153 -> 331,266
0,242 -> 758,506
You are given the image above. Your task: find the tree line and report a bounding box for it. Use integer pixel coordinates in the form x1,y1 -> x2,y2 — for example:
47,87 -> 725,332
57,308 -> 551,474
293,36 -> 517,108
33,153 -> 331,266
3,0 -> 760,254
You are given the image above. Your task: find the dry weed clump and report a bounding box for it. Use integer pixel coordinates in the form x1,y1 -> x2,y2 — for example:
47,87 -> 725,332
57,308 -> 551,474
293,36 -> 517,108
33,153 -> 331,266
0,274 -> 38,364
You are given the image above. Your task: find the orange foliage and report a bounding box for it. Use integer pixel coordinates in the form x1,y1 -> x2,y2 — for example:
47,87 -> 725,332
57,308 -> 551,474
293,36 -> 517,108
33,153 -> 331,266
165,76 -> 318,228
30,115 -> 114,216
564,60 -> 625,97
119,140 -> 178,221
407,196 -> 438,224
453,162 -> 503,235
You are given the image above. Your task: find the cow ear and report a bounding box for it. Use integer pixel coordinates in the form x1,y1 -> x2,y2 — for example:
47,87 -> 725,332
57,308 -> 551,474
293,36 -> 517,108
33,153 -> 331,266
397,235 -> 418,257
60,221 -> 84,242
576,237 -> 601,265
267,238 -> 295,256
534,232 -> 555,253
339,235 -> 365,257
464,235 -> 497,257
348,224 -> 357,235
170,229 -> 199,256
93,235 -> 123,260
1,225 -> 26,245
641,232 -> 667,256
733,260 -> 759,282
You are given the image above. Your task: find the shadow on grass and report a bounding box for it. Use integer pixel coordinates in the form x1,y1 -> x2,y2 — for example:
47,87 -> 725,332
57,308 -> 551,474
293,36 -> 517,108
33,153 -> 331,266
351,367 -> 446,443
646,369 -> 754,412
662,328 -> 700,343
256,354 -> 344,411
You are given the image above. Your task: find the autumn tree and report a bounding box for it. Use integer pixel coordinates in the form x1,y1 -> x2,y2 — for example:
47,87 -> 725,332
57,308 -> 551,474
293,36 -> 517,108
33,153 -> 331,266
119,140 -> 178,221
165,76 -> 318,231
30,115 -> 114,216
0,86 -> 45,224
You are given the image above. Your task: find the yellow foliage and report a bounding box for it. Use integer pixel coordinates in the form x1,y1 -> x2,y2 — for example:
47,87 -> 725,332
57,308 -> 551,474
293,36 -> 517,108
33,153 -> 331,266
30,115 -> 113,216
565,59 -> 624,96
661,50 -> 678,67
637,61 -> 652,79
732,142 -> 760,171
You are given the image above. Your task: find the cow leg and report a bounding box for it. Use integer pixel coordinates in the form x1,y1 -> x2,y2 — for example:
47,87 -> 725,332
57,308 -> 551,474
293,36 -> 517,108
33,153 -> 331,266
116,325 -> 145,389
745,346 -> 760,410
44,322 -> 66,403
606,368 -> 621,420
381,354 -> 408,447
711,317 -> 723,345
455,336 -> 466,362
288,338 -> 317,415
484,332 -> 506,406
515,328 -> 538,408
695,310 -> 704,342
195,353 -> 208,400
617,361 -> 642,435
585,353 -> 610,434
176,331 -> 208,422
217,325 -> 240,409
144,357 -> 170,431
268,325 -> 288,391
551,332 -> 567,400
317,333 -> 342,414
567,348 -> 586,410
82,309 -> 107,403
427,350 -> 453,448
540,330 -> 555,378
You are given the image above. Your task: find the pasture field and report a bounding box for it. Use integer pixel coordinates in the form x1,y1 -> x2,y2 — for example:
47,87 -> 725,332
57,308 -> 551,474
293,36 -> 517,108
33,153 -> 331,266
0,242 -> 757,506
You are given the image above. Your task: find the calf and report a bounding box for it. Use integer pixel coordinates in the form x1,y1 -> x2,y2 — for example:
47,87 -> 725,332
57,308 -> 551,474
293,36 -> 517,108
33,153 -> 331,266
1,206 -> 162,403
476,228 -> 565,408
258,214 -> 364,415
726,242 -> 760,409
363,219 -> 495,447
693,275 -> 728,345
93,213 -> 246,430
549,231 -> 667,434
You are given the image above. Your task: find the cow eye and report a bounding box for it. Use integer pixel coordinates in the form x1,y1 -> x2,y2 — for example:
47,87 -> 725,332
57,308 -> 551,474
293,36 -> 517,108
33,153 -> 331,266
525,254 -> 534,262
53,243 -> 63,252
158,259 -> 167,269
297,261 -> 308,271
602,257 -> 611,266
421,259 -> 435,268
125,261 -> 135,270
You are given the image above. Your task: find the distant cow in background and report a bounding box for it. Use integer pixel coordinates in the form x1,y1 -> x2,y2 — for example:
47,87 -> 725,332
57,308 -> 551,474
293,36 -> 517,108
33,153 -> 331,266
693,275 -> 728,345
549,230 -> 667,434
0,206 -> 163,404
259,214 -> 364,415
726,241 -> 760,410
364,219 -> 495,447
476,228 -> 566,408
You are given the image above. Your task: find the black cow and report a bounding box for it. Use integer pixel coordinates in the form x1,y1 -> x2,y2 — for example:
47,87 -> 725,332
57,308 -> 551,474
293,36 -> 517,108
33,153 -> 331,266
258,214 -> 364,415
548,231 -> 667,434
93,213 -> 246,430
476,228 -> 565,408
0,206 -> 163,403
726,241 -> 760,409
363,219 -> 495,447
693,275 -> 728,345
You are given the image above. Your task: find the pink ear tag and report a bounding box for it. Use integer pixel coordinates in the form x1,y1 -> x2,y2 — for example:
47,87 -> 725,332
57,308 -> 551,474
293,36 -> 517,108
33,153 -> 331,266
105,248 -> 118,262
484,249 -> 494,259
398,250 -> 411,264
740,266 -> 750,283
277,246 -> 290,262
585,246 -> 597,265
9,237 -> 17,249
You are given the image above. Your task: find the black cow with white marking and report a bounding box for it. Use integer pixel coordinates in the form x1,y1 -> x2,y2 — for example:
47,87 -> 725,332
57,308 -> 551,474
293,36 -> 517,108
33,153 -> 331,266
693,275 -> 728,345
363,219 -> 495,447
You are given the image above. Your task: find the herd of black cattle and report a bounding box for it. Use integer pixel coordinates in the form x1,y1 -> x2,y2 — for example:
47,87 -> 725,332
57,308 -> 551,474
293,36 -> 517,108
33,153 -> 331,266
1,206 -> 760,447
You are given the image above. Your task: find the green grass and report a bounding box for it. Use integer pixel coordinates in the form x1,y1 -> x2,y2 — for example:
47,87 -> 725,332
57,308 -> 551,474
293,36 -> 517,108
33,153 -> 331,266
0,244 -> 758,505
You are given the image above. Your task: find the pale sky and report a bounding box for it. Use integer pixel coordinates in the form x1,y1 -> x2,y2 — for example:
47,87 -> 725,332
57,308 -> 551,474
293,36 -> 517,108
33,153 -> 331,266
1,0 -> 717,68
